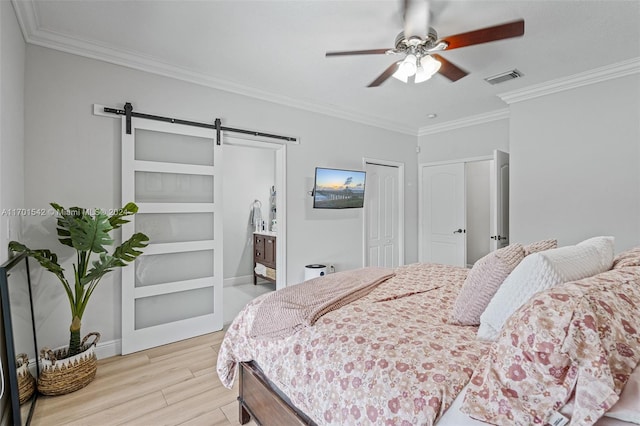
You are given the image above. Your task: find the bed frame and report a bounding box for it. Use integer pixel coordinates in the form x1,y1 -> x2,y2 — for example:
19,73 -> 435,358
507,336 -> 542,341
238,361 -> 317,425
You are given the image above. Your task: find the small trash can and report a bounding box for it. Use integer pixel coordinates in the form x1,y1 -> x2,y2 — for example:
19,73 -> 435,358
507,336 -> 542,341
304,264 -> 327,281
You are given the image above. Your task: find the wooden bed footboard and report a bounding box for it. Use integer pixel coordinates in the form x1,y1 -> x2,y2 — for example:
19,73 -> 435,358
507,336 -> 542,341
238,361 -> 317,425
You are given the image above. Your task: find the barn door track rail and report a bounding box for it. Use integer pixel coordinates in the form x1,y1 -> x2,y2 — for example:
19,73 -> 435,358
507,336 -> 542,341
101,102 -> 298,145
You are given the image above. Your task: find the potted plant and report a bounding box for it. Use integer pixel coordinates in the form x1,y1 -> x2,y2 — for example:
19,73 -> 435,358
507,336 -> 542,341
9,202 -> 148,395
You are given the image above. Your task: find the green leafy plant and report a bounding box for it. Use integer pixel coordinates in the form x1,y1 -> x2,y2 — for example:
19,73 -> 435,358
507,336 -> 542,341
9,202 -> 148,357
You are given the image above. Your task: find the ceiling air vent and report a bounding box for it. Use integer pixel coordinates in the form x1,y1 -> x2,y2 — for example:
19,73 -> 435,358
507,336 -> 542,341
485,69 -> 523,85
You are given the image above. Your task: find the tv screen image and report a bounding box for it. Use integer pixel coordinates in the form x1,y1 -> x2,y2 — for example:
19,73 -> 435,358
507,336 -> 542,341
313,167 -> 366,209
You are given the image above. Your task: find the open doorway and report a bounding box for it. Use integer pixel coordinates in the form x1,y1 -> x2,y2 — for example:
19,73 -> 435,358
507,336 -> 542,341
222,137 -> 287,324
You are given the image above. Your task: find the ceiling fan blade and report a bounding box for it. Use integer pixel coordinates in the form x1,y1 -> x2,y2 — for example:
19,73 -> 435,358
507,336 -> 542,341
326,49 -> 390,57
441,19 -> 524,50
403,0 -> 430,39
368,62 -> 401,87
431,54 -> 468,82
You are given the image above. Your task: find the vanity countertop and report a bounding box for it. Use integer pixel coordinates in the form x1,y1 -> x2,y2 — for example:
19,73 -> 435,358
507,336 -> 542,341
253,231 -> 276,237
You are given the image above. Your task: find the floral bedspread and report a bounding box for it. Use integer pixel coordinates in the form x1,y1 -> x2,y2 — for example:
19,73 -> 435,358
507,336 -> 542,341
461,266 -> 640,426
217,263 -> 491,425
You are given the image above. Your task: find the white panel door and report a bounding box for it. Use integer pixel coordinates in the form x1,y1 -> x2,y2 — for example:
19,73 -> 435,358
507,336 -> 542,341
420,163 -> 466,266
121,117 -> 223,354
364,163 -> 400,268
490,150 -> 510,251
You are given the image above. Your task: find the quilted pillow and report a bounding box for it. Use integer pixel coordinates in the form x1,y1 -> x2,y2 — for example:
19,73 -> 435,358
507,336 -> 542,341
478,237 -> 615,341
613,246 -> 640,269
448,244 -> 524,326
577,236 -> 615,270
523,238 -> 557,256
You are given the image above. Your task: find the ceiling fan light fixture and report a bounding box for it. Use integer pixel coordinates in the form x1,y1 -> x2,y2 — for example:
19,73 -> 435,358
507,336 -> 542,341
415,55 -> 441,83
400,54 -> 418,76
391,61 -> 410,83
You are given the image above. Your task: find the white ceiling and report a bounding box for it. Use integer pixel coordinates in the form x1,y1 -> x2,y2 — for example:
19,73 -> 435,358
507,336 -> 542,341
13,0 -> 640,134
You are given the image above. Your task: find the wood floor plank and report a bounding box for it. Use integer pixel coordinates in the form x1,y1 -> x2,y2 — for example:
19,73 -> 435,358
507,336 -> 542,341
177,408 -> 231,426
96,353 -> 150,376
33,367 -> 194,421
34,360 -> 188,409
63,391 -> 167,426
162,371 -> 222,406
144,333 -> 221,361
32,331 -> 248,425
126,386 -> 235,426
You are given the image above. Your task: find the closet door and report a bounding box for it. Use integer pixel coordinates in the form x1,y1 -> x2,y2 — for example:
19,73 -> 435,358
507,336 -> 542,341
121,117 -> 223,354
364,162 -> 401,268
419,163 -> 466,266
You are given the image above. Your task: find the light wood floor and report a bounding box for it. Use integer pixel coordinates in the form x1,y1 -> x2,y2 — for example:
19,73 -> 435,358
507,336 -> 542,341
30,331 -> 256,426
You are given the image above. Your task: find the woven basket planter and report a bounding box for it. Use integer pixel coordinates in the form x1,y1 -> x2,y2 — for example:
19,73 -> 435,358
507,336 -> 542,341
37,332 -> 100,396
16,353 -> 36,405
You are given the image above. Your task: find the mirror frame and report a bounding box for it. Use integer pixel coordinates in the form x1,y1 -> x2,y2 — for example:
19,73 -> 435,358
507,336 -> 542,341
1,252 -> 39,425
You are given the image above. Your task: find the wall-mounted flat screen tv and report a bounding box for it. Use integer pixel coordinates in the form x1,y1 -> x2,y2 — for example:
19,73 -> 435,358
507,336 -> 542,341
313,167 -> 366,209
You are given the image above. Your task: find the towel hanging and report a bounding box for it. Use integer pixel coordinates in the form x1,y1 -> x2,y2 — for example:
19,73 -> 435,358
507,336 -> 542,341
250,200 -> 262,227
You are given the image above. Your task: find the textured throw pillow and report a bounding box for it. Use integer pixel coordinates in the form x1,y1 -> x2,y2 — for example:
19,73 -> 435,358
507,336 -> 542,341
577,235 -> 615,270
523,238 -> 557,256
478,237 -> 615,341
448,244 -> 524,326
612,246 -> 640,269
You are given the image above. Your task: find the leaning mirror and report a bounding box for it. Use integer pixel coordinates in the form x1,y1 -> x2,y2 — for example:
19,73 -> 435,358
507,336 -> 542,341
1,252 -> 39,425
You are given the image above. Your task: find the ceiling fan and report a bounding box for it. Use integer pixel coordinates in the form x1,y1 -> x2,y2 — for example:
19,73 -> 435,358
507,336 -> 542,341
326,0 -> 525,87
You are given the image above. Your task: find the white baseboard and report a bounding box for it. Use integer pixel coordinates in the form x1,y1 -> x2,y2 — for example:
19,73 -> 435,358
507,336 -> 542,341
223,275 -> 254,287
95,338 -> 121,360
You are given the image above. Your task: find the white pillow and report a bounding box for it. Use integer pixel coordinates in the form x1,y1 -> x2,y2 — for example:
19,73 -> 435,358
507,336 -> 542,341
577,236 -> 615,271
477,236 -> 615,341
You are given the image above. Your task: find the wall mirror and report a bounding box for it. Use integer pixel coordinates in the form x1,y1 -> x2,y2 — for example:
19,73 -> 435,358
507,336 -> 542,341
1,252 -> 39,425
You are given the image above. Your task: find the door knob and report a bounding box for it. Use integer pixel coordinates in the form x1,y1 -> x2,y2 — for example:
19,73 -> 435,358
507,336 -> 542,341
453,229 -> 465,234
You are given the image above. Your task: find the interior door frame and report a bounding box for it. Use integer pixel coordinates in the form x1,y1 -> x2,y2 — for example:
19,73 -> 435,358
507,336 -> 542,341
418,155 -> 492,262
224,135 -> 288,290
362,157 -> 405,267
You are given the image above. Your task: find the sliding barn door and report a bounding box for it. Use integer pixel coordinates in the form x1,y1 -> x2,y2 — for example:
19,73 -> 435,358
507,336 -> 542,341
121,117 -> 223,354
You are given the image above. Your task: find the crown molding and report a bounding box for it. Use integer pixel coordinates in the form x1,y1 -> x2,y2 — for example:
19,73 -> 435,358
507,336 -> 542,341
498,57 -> 640,104
11,0 -> 417,137
417,109 -> 509,136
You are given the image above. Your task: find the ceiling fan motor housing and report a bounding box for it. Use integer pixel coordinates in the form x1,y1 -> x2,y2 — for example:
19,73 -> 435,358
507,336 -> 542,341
394,27 -> 439,52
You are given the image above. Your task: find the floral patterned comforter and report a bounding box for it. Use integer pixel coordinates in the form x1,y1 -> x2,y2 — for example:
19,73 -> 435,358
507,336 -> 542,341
461,266 -> 640,426
217,263 -> 490,425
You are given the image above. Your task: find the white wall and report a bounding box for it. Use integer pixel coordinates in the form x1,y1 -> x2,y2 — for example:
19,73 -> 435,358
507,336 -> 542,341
0,1 -> 25,262
22,45 -> 418,351
509,73 -> 640,250
0,1 -> 26,422
222,144 -> 275,283
417,118 -> 509,163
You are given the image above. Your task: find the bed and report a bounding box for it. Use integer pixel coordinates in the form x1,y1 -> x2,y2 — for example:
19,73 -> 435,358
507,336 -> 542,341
217,239 -> 640,426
